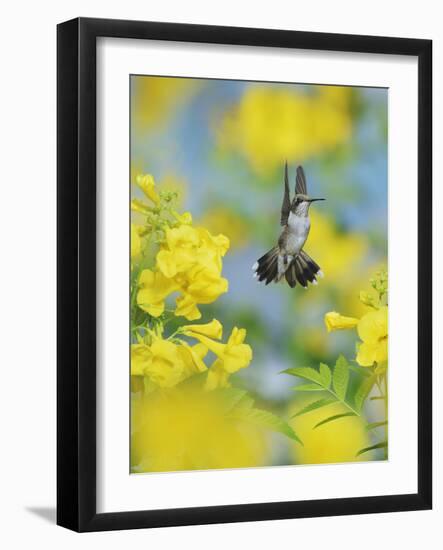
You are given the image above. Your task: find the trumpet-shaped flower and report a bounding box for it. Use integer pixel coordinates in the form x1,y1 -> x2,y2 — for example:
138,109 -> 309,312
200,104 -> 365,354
157,225 -> 229,278
188,327 -> 253,375
178,265 -> 229,314
136,173 -> 160,205
356,306 -> 388,367
182,319 -> 223,340
131,339 -> 185,388
136,269 -> 178,317
131,337 -> 209,388
324,311 -> 359,332
137,223 -> 229,320
177,342 -> 208,377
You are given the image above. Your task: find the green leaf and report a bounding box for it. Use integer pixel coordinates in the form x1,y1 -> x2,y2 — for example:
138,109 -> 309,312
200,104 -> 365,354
354,375 -> 376,412
319,363 -> 332,388
333,355 -> 349,401
291,397 -> 335,418
356,441 -> 388,457
240,408 -> 303,445
292,383 -> 325,392
283,367 -> 324,385
213,387 -> 250,413
366,421 -> 388,431
370,395 -> 386,401
313,412 -> 357,429
231,393 -> 255,414
348,363 -> 372,377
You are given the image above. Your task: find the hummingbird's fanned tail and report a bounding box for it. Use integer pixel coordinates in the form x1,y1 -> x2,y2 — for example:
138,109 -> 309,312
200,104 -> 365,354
285,250 -> 323,288
253,247 -> 279,285
253,248 -> 323,288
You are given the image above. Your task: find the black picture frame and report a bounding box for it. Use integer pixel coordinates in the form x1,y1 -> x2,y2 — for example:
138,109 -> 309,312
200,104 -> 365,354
57,17 -> 432,532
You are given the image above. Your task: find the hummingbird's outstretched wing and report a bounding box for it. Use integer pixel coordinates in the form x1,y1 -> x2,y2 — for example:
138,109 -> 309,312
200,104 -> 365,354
280,161 -> 291,226
295,166 -> 307,195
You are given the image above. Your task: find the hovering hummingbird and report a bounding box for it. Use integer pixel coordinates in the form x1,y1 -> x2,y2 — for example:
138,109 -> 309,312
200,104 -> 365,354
253,162 -> 325,288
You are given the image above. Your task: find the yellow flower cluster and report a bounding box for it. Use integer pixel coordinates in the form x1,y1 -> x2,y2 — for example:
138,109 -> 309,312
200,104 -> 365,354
324,272 -> 388,367
129,171 -> 277,474
217,85 -> 353,174
131,173 -> 230,320
137,223 -> 230,320
131,319 -> 253,390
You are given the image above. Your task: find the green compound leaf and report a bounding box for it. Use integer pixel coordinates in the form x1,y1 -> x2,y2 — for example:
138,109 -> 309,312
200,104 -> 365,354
291,397 -> 335,419
283,367 -> 324,385
313,412 -> 358,429
333,355 -> 349,401
354,375 -> 376,412
240,408 -> 303,445
292,383 -> 325,392
356,441 -> 388,457
319,363 -> 332,388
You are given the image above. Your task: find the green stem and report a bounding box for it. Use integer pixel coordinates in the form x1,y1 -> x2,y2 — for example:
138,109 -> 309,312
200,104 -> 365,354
324,387 -> 361,417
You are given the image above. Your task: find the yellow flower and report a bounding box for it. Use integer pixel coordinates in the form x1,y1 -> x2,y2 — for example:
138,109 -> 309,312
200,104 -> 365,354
189,327 -> 253,374
131,339 -> 184,388
131,337 -> 209,388
131,223 -> 141,259
324,311 -> 359,332
131,387 -> 267,472
136,269 -> 178,317
177,342 -> 208,377
217,85 -> 352,174
140,224 -> 230,320
177,265 -> 229,320
182,318 -> 223,340
174,294 -> 202,321
356,307 -> 388,367
290,399 -> 370,465
136,174 -> 160,205
156,225 -> 229,278
205,362 -> 230,390
156,225 -> 201,278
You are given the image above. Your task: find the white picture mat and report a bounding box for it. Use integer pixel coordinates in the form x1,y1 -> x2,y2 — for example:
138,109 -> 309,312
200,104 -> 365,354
96,37 -> 418,514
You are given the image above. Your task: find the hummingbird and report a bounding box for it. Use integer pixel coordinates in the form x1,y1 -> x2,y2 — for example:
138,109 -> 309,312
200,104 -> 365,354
253,162 -> 325,288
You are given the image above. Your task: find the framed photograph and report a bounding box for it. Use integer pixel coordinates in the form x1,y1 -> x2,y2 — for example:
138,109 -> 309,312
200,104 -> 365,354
57,17 -> 432,532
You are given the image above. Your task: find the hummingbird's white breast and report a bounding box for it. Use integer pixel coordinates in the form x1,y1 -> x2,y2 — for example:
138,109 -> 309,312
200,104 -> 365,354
286,211 -> 310,254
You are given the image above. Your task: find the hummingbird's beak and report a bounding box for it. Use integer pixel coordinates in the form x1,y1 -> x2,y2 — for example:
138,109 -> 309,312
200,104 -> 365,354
309,198 -> 325,202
